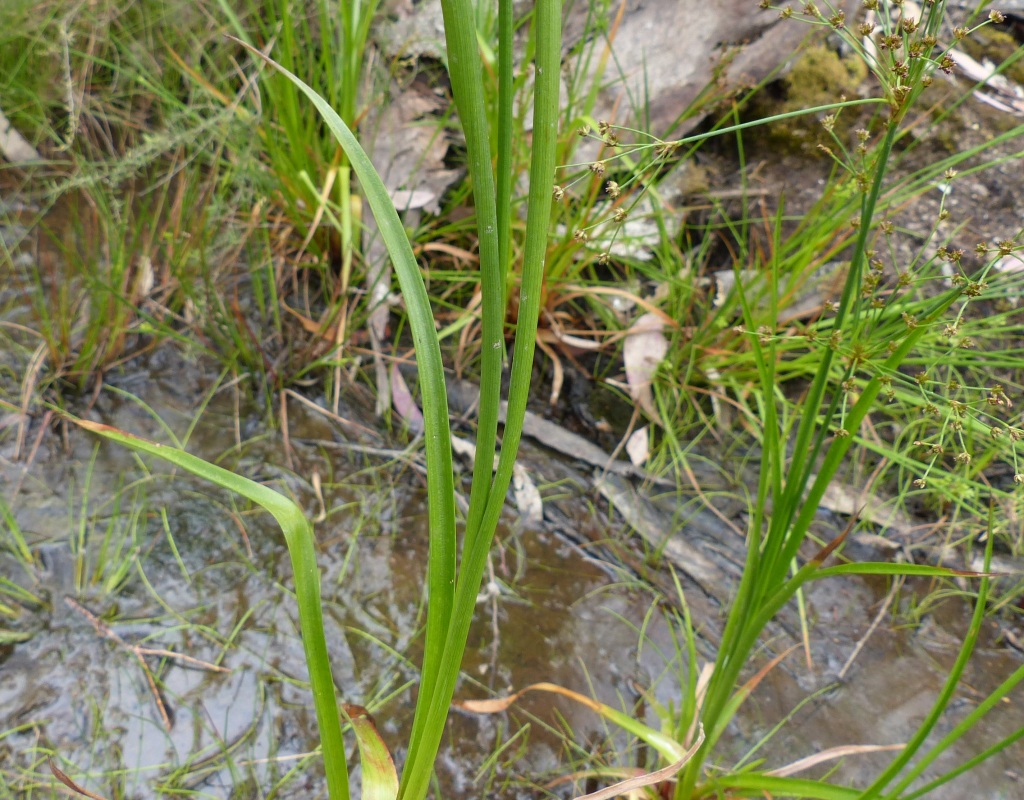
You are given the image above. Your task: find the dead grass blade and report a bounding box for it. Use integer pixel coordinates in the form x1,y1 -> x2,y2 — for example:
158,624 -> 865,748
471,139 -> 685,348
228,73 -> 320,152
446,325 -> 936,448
766,743 -> 906,777
573,724 -> 705,800
48,758 -> 110,800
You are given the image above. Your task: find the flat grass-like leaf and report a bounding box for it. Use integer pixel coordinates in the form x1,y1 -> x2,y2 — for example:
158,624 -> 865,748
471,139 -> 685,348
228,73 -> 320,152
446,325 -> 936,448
707,774 -> 862,799
72,418 -> 351,800
227,38 -> 458,800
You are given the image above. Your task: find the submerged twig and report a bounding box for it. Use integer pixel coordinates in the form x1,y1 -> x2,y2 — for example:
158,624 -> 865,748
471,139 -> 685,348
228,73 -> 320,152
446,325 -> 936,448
65,597 -> 229,732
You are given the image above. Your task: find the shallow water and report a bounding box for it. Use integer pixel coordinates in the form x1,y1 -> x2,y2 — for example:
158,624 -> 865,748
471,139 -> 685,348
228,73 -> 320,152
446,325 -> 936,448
1,346 -> 1022,799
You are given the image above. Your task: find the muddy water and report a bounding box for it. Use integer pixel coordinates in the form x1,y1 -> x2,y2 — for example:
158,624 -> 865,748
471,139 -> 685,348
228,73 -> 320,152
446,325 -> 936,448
1,347 -> 1022,799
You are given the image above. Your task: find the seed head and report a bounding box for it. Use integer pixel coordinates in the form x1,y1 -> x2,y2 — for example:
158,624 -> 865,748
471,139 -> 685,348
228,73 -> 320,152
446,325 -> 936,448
613,208 -> 627,223
892,85 -> 912,103
989,386 -> 1012,407
990,10 -> 1006,23
605,180 -> 621,198
590,161 -> 606,176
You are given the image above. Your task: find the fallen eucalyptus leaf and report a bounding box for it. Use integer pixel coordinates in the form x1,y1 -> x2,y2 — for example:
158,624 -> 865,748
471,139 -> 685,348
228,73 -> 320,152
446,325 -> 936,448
623,313 -> 668,425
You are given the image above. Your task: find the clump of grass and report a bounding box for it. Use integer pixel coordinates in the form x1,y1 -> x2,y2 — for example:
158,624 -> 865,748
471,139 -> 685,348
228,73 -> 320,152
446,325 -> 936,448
454,0 -> 1024,797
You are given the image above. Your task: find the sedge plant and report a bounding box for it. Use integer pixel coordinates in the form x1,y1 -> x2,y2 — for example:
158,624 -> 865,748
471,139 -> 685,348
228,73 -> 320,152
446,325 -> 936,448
74,0 -> 562,798
569,0 -> 1024,796
461,0 -> 1023,796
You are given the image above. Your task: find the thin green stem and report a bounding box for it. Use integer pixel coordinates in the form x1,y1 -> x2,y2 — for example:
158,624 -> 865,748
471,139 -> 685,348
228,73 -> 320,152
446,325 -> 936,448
497,0 -> 514,303
395,0 -> 561,796
400,0 -> 501,781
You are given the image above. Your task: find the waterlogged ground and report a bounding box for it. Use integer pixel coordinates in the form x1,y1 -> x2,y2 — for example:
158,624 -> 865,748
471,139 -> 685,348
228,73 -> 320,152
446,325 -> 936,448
1,333 -> 1022,798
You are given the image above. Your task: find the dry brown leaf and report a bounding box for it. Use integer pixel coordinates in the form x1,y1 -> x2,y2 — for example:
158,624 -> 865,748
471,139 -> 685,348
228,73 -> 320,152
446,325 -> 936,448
389,363 -> 424,435
623,312 -> 668,425
625,426 -> 649,467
